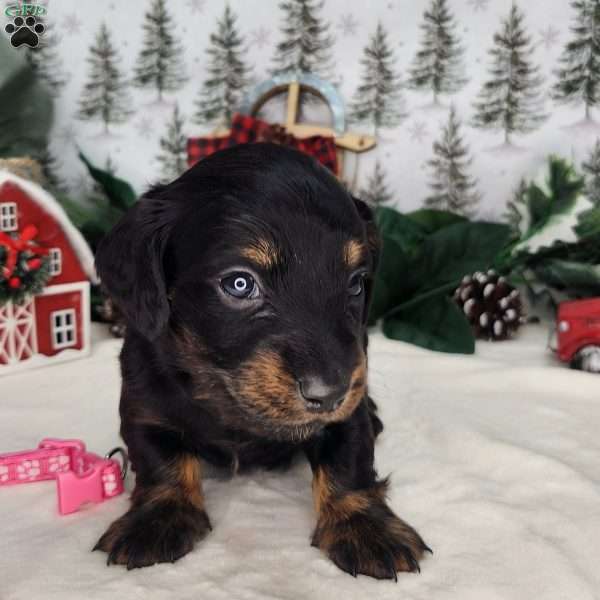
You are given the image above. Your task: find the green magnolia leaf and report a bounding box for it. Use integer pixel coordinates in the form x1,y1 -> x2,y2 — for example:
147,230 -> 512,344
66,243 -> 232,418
375,206 -> 427,256
369,207 -> 430,322
527,183 -> 552,226
54,192 -> 95,230
418,221 -> 512,287
519,156 -> 585,243
57,190 -> 123,249
369,236 -> 420,323
79,152 -> 137,211
576,207 -> 600,239
382,295 -> 475,354
405,208 -> 467,234
546,157 -> 584,210
533,259 -> 600,297
512,193 -> 594,257
370,208 -> 512,335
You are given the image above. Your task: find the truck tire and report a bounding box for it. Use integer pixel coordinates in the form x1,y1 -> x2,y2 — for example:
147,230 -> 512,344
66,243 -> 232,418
570,345 -> 600,373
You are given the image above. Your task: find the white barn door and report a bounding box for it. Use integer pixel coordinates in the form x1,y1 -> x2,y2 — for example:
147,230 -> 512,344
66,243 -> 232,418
0,299 -> 38,366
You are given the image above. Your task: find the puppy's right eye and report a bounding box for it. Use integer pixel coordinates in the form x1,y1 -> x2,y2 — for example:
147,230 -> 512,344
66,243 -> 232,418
220,272 -> 259,299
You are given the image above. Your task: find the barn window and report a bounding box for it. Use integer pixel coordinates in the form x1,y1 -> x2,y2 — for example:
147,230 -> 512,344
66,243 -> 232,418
0,202 -> 17,231
49,248 -> 62,276
50,309 -> 77,350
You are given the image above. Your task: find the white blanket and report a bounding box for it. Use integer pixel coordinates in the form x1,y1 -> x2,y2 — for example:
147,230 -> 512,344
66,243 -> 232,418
1,325 -> 599,600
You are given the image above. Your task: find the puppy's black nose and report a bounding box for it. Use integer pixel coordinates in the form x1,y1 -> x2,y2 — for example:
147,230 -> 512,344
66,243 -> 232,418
299,377 -> 347,412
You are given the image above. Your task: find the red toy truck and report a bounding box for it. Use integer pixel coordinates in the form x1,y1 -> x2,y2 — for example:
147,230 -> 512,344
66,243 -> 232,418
553,298 -> 600,373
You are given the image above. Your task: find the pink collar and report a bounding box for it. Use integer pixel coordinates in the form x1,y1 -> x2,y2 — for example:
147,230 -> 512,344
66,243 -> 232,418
0,438 -> 126,515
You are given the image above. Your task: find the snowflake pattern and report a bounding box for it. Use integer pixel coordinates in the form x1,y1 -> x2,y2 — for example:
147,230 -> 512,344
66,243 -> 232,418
539,25 -> 560,50
249,26 -> 271,49
61,13 -> 83,35
135,117 -> 154,140
467,0 -> 490,11
186,0 -> 206,14
337,14 -> 359,37
407,121 -> 429,143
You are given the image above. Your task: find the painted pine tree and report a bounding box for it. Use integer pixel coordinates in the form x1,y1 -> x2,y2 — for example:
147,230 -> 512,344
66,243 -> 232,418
553,0 -> 600,121
133,0 -> 187,101
408,0 -> 466,105
472,4 -> 546,145
78,23 -> 130,133
25,31 -> 68,96
359,160 -> 393,206
157,104 -> 188,182
504,177 -> 528,236
194,5 -> 250,126
349,23 -> 405,134
582,139 -> 600,206
271,0 -> 334,77
40,147 -> 64,191
426,106 -> 481,216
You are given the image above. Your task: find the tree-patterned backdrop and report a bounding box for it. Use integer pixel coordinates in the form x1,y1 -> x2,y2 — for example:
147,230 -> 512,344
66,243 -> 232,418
6,0 -> 600,219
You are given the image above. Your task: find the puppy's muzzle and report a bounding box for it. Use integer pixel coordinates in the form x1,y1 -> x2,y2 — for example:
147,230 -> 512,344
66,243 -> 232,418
298,377 -> 348,413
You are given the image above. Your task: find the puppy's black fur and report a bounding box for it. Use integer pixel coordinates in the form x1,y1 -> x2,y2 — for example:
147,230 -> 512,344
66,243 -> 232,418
94,143 -> 429,579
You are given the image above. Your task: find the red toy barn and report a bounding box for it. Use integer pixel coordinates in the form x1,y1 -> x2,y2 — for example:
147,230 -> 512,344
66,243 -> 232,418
0,170 -> 97,374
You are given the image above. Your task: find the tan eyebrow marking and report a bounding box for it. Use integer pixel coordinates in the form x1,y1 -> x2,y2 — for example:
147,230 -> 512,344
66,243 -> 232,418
344,239 -> 366,268
241,238 -> 280,269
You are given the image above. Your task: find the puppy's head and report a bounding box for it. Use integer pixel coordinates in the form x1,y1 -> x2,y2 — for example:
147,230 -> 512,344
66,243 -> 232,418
96,144 -> 380,440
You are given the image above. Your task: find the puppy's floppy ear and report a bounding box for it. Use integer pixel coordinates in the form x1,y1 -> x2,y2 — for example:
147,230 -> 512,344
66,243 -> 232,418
352,196 -> 381,325
95,189 -> 178,340
352,196 -> 381,272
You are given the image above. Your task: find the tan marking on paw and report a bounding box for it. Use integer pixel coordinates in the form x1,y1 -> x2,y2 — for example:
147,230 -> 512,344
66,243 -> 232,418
135,454 -> 205,511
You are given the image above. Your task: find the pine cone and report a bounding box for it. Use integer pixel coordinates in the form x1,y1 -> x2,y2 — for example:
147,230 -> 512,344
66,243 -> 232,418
454,270 -> 523,341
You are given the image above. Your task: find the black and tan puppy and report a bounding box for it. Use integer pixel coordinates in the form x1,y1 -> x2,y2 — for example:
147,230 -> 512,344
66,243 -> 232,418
94,143 -> 429,580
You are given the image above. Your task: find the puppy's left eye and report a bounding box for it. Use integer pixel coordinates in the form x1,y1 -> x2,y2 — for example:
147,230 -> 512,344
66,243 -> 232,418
348,272 -> 366,297
221,272 -> 259,299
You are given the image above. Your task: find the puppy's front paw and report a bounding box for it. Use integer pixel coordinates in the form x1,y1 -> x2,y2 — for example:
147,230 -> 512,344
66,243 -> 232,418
94,501 -> 211,569
312,501 -> 430,580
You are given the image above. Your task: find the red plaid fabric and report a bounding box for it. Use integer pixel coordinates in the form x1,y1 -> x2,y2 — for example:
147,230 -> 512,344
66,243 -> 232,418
293,135 -> 338,174
187,113 -> 338,174
186,134 -> 233,167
